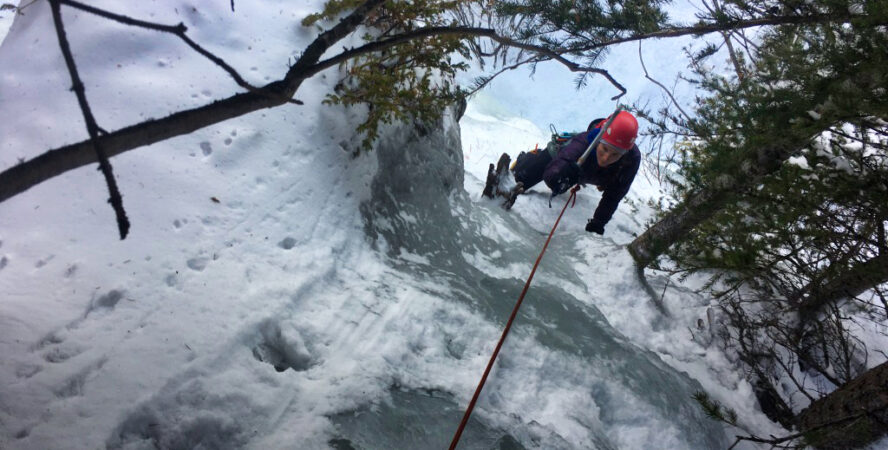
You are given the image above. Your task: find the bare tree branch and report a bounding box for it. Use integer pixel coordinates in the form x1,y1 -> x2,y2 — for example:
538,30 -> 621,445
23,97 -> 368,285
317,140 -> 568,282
0,0 -> 388,204
2,5 -> 880,207
59,0 -> 258,93
306,25 -> 627,99
637,41 -> 691,122
464,55 -> 542,97
49,0 -> 129,239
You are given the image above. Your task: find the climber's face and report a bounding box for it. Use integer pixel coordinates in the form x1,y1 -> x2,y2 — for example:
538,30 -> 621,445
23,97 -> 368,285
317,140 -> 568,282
597,141 -> 626,167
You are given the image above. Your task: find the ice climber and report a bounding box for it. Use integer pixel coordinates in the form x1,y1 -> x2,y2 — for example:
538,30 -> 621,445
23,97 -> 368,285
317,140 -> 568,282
482,110 -> 641,236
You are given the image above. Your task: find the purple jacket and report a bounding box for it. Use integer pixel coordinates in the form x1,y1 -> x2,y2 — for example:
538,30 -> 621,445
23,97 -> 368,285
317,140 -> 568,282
543,128 -> 641,225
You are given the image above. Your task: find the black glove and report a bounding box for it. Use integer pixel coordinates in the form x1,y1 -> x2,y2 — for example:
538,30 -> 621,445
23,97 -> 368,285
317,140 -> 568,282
585,218 -> 605,235
553,162 -> 581,195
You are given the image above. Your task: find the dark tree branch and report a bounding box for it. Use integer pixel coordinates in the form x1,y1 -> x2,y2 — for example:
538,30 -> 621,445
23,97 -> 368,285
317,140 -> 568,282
307,26 -> 626,99
282,0 -> 385,90
60,0 -> 181,32
701,0 -> 748,83
878,218 -> 886,253
571,12 -> 882,54
16,0 -> 39,13
2,4 -> 880,208
0,0 -> 388,205
637,41 -> 691,122
49,0 -> 129,239
731,401 -> 888,449
465,55 -> 543,96
59,0 -> 258,93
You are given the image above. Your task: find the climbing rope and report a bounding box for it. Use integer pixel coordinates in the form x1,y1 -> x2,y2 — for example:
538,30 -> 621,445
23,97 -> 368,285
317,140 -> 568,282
449,185 -> 581,450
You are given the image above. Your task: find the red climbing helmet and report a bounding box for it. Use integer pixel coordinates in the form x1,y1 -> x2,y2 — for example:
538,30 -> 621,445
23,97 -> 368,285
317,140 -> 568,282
599,111 -> 638,151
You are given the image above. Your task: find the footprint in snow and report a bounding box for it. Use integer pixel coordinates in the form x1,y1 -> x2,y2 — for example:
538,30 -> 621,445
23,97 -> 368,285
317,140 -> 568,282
278,237 -> 296,250
251,320 -> 315,373
85,289 -> 125,315
31,289 -> 126,363
43,345 -> 85,363
34,331 -> 83,363
108,382 -> 253,449
54,357 -> 107,398
187,257 -> 209,272
15,363 -> 42,379
34,254 -> 54,268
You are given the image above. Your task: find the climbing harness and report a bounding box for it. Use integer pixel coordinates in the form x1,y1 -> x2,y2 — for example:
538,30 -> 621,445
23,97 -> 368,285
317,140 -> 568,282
448,185 -> 581,450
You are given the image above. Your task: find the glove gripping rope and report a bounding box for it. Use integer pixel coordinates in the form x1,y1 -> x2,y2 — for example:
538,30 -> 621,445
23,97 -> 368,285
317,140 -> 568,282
448,185 -> 580,450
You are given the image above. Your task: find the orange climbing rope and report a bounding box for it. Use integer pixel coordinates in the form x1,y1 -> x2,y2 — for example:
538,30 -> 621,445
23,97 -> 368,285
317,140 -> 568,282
449,185 -> 581,450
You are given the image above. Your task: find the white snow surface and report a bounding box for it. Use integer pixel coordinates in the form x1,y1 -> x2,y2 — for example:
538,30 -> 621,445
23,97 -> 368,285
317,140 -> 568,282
2,1 -> 884,450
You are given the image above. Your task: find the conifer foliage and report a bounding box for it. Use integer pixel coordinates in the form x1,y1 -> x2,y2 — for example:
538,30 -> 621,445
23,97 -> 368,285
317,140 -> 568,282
636,0 -> 888,444
302,0 -> 675,150
3,0 -> 887,445
303,1 -> 471,150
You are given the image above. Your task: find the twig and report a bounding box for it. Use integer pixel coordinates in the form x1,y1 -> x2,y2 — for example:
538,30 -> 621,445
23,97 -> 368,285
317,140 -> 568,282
701,0 -> 747,83
875,289 -> 888,319
732,404 -> 888,448
4,3 -> 882,206
570,12 -> 880,54
0,0 -> 389,206
49,0 -> 130,239
305,25 -> 627,99
660,275 -> 670,305
14,0 -> 38,13
464,55 -> 544,96
59,0 -> 258,92
638,41 -> 691,122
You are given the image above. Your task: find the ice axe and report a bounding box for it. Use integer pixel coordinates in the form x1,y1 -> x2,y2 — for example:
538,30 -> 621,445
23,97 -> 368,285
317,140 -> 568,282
577,104 -> 624,166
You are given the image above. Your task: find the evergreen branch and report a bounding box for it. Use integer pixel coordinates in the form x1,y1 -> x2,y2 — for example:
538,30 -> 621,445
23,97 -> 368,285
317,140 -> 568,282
284,0 -> 386,86
5,2 -> 880,207
700,0 -> 748,83
728,404 -> 888,450
306,26 -> 627,99
464,55 -> 543,96
570,12 -> 882,54
49,0 -> 130,239
693,391 -> 738,425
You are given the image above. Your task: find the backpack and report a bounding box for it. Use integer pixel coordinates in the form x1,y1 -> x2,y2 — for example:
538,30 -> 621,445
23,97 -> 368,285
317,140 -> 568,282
538,125 -> 577,160
510,119 -> 611,190
510,124 -> 581,188
542,118 -> 607,158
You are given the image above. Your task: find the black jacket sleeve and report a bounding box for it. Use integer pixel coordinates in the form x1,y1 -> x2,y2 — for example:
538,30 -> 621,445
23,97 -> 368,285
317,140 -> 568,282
543,134 -> 588,193
591,147 -> 641,225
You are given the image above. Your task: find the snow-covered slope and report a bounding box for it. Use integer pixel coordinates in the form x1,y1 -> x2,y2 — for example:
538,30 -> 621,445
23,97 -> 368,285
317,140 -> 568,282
1,1 -> 779,449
